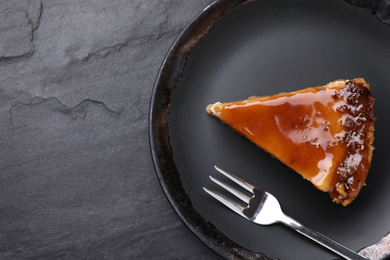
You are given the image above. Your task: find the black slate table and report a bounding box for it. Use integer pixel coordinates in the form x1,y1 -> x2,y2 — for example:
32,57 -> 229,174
1,0 -> 390,259
0,0 -> 221,259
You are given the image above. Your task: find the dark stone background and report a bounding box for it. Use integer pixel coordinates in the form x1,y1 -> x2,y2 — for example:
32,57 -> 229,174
0,0 -> 221,259
1,0 -> 389,259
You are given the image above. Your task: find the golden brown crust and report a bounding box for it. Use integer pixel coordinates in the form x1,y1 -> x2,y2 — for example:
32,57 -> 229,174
331,78 -> 375,206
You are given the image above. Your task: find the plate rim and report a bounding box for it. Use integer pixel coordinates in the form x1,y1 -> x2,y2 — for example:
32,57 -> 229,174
149,1 -> 271,259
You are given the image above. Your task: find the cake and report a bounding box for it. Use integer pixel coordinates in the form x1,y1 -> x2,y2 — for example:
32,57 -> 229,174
206,78 -> 375,206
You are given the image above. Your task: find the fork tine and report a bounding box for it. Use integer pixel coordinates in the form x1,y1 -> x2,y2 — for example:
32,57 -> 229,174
203,187 -> 247,219
209,175 -> 251,204
214,166 -> 255,193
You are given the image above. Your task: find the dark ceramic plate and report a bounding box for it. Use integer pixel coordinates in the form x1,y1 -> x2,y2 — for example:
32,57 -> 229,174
149,0 -> 390,259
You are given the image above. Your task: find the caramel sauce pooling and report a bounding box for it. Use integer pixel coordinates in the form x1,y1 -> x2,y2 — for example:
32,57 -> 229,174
214,80 -> 374,205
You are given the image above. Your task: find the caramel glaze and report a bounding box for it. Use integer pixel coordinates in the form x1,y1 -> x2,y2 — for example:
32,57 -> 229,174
208,79 -> 375,206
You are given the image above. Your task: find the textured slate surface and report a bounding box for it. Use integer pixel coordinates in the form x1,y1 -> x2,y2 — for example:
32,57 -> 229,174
0,0 -> 220,259
1,0 -> 390,259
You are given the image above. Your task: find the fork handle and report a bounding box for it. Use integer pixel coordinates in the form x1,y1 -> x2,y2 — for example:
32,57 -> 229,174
280,214 -> 368,260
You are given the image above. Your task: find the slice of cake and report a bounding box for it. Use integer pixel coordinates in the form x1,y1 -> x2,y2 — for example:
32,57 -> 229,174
206,78 -> 375,206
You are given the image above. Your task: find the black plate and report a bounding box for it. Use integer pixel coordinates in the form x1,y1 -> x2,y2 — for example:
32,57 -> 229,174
149,0 -> 390,259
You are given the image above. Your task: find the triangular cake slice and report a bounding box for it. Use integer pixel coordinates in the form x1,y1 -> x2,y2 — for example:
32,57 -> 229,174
206,78 -> 375,206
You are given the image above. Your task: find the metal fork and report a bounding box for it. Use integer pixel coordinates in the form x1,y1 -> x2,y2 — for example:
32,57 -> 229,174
203,166 -> 369,260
